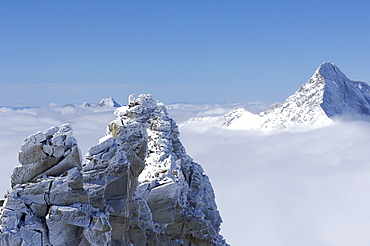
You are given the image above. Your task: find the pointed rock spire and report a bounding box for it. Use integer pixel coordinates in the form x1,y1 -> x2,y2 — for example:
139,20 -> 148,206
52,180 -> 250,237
0,94 -> 228,245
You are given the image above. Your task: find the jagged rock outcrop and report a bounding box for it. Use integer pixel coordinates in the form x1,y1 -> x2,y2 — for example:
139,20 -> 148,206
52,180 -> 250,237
0,124 -> 111,245
0,94 -> 227,245
223,62 -> 370,130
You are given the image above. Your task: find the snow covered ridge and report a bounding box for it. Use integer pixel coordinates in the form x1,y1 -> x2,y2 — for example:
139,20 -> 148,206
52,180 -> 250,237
183,62 -> 370,131
0,94 -> 228,245
255,62 -> 370,130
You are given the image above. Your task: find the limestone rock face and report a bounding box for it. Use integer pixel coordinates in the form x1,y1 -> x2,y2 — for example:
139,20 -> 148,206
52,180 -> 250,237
0,95 -> 227,245
0,124 -> 96,245
12,124 -> 82,187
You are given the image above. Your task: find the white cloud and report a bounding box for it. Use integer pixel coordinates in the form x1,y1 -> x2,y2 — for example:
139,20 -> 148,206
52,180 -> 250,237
179,121 -> 370,245
1,104 -> 370,245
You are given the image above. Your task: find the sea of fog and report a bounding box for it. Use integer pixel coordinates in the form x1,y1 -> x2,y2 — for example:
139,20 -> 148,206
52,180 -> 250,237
1,103 -> 370,245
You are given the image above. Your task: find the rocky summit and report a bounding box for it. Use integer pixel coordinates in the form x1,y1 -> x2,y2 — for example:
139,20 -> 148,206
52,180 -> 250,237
0,94 -> 227,246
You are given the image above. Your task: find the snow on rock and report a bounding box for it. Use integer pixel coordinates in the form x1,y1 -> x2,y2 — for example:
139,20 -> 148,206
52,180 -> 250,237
96,97 -> 121,107
0,124 -> 93,245
12,124 -> 81,187
224,62 -> 370,131
90,94 -> 227,245
0,94 -> 227,245
222,108 -> 264,130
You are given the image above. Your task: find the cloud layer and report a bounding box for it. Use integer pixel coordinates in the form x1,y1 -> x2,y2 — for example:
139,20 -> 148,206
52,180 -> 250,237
179,122 -> 370,245
1,104 -> 370,245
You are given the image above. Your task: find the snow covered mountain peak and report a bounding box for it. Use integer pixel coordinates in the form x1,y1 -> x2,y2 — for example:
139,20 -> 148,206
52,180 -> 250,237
222,62 -> 370,131
315,62 -> 370,118
312,62 -> 348,82
96,97 -> 121,107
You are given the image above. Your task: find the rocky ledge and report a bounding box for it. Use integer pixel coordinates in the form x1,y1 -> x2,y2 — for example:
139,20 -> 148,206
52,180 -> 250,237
0,94 -> 227,246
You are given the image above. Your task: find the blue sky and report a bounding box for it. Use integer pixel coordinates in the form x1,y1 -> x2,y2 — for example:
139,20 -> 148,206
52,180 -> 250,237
1,1 -> 369,106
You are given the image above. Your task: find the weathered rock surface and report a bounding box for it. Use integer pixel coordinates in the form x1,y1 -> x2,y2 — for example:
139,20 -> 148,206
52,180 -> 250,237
0,95 -> 227,245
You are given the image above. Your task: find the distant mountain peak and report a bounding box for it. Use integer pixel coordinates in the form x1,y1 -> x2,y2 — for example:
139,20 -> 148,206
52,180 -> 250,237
82,102 -> 91,107
222,62 -> 370,131
96,97 -> 121,107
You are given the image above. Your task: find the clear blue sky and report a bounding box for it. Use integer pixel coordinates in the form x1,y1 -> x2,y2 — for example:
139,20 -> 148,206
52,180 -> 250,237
1,1 -> 369,106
